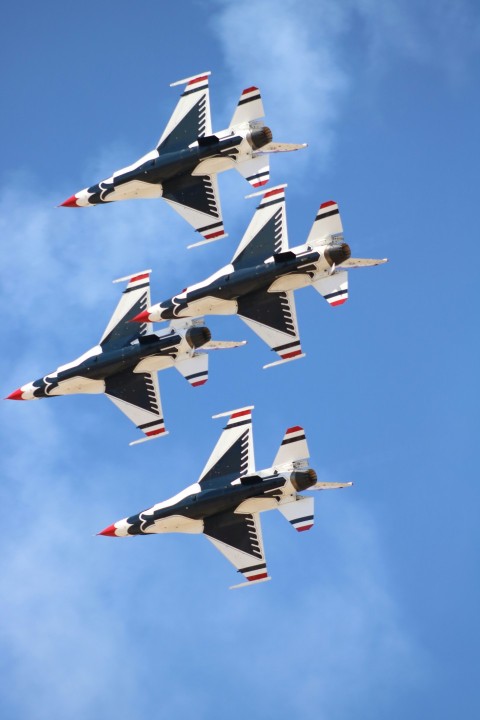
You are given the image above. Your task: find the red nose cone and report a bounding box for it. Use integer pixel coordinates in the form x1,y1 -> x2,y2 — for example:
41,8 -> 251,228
5,388 -> 24,400
98,524 -> 117,537
130,310 -> 151,323
59,194 -> 79,208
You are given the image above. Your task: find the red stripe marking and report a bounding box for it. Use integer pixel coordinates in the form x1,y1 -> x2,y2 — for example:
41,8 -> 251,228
203,229 -> 225,240
242,86 -> 259,95
330,298 -> 347,306
252,179 -> 268,187
281,349 -> 302,360
320,200 -> 336,209
191,379 -> 207,387
230,409 -> 251,420
296,524 -> 313,532
145,428 -> 165,437
286,425 -> 303,434
129,272 -> 150,283
188,75 -> 209,85
263,187 -> 284,199
248,572 -> 269,581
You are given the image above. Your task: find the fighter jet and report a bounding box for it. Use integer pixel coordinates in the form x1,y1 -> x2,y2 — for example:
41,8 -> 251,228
131,185 -> 388,367
99,406 -> 351,587
60,71 -> 306,248
6,270 -> 244,444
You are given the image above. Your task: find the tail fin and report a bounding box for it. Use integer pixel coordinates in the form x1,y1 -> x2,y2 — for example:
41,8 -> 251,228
230,86 -> 265,126
175,353 -> 208,387
273,426 -> 310,469
306,200 -> 343,247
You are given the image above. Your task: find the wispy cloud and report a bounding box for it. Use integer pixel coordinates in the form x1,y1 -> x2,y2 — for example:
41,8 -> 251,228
211,0 -> 480,165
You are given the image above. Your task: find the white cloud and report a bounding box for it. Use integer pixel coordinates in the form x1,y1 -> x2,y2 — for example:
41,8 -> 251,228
210,0 -> 480,169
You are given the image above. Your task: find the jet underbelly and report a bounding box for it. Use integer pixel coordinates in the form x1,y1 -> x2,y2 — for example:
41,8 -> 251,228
191,156 -> 237,175
110,179 -> 163,201
181,297 -> 238,317
267,274 -> 311,292
134,356 -> 175,373
50,376 -> 105,396
234,497 -> 279,514
143,515 -> 203,534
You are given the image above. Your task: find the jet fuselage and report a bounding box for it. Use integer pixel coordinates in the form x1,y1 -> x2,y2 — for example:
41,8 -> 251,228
77,125 -> 271,206
21,327 -> 210,399
152,245 -> 343,321
110,466 -> 317,537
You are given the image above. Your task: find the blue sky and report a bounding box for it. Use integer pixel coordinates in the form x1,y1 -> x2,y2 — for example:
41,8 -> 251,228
1,1 -> 479,718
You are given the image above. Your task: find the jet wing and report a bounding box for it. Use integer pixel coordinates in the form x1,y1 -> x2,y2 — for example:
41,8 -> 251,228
198,406 -> 255,488
232,184 -> 288,269
100,270 -> 152,351
203,511 -> 271,588
162,172 -> 227,247
105,370 -> 167,446
157,72 -> 212,153
238,289 -> 305,368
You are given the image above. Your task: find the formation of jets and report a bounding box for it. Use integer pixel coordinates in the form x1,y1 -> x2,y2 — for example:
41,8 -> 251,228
7,71 -> 387,586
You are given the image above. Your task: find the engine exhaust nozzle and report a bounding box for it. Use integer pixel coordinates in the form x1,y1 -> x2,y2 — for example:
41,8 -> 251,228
290,468 -> 317,492
185,326 -> 212,349
324,243 -> 351,267
247,125 -> 273,150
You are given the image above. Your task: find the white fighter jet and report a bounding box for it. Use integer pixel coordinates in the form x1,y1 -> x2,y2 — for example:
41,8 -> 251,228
99,406 -> 351,588
6,271 -> 245,444
60,72 -> 306,248
132,186 -> 388,367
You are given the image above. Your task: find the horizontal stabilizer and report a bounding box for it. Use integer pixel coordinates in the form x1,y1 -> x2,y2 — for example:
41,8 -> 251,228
203,339 -> 247,350
255,142 -> 307,154
273,426 -> 309,468
313,270 -> 348,307
230,86 -> 264,126
175,353 -> 208,387
278,496 -> 314,532
235,154 -> 270,189
311,481 -> 353,490
341,257 -> 388,268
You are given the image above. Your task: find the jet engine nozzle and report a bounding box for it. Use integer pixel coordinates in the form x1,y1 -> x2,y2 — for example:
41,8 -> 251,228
324,243 -> 351,267
290,468 -> 318,492
185,326 -> 212,349
247,125 -> 273,150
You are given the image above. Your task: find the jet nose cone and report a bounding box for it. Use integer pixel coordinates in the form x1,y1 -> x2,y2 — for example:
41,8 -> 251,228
98,523 -> 118,537
5,387 -> 24,400
59,194 -> 79,208
130,310 -> 152,323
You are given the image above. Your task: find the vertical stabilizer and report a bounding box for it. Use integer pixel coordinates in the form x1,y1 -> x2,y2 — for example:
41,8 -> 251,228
273,426 -> 310,469
230,86 -> 265,126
